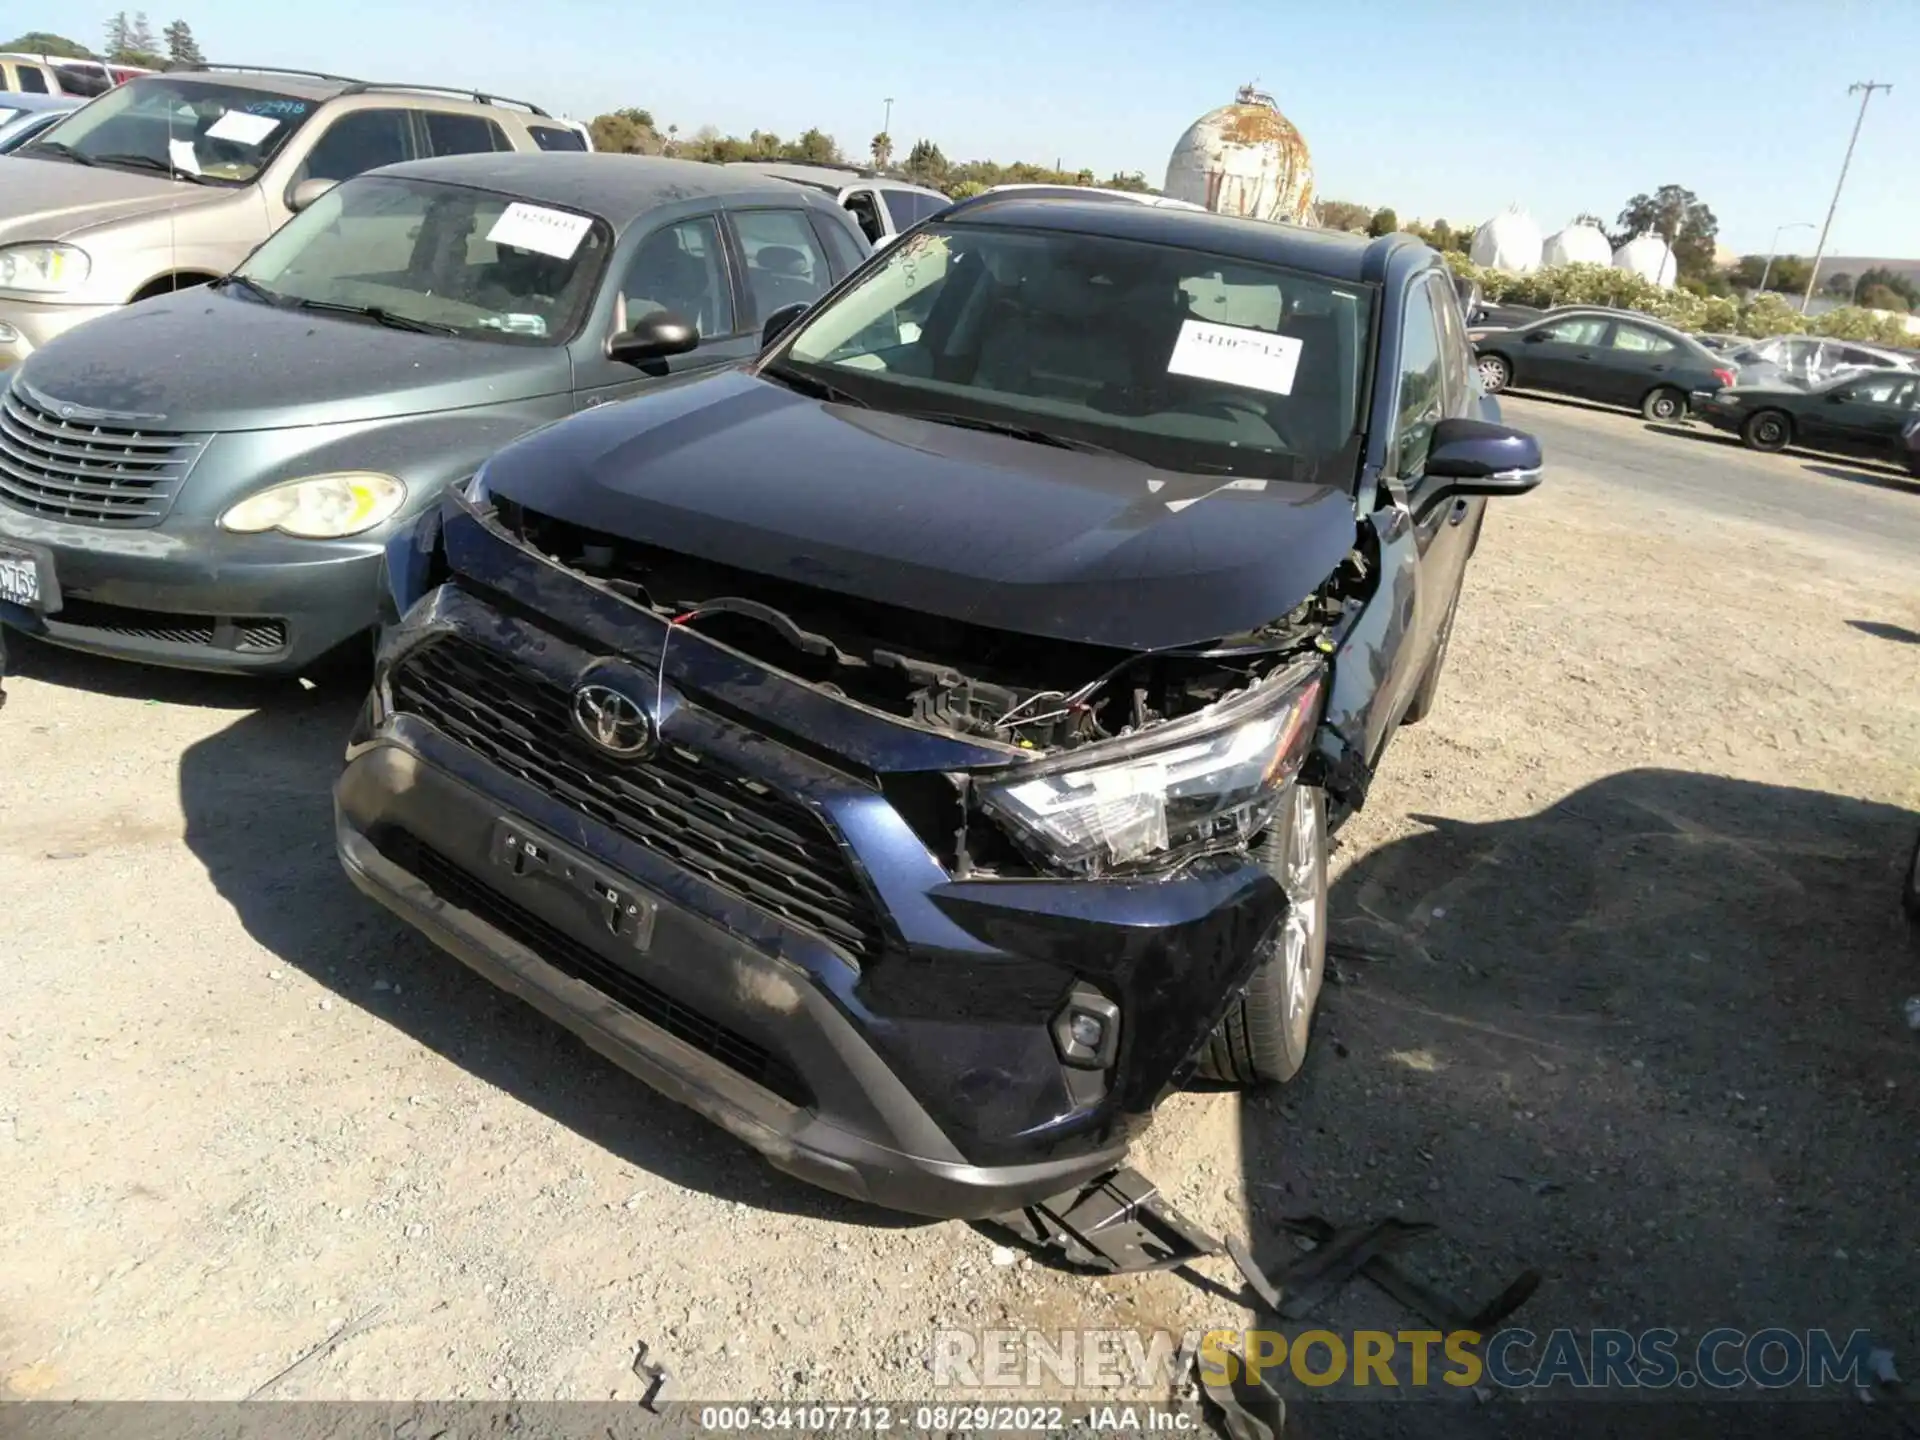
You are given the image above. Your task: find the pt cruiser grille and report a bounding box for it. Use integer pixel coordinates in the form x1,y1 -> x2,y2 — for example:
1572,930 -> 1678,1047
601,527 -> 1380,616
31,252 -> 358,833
388,635 -> 884,961
0,387 -> 209,527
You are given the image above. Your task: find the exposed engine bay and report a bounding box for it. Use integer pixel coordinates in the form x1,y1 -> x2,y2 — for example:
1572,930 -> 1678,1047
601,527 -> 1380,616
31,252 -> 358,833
494,498 -> 1372,756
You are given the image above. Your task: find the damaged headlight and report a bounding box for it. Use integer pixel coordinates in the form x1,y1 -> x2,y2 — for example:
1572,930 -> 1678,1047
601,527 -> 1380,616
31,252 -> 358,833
975,657 -> 1325,877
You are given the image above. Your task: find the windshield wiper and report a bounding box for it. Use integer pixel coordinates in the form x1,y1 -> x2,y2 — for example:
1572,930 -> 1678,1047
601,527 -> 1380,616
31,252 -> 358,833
22,140 -> 97,167
288,298 -> 460,336
91,152 -> 216,185
212,273 -> 282,305
902,410 -> 1136,460
761,360 -> 868,407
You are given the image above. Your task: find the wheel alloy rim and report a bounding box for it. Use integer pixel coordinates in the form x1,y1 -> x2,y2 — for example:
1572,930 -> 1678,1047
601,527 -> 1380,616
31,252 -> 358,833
1278,786 -> 1326,1039
1655,396 -> 1678,419
1759,420 -> 1783,446
1479,358 -> 1504,390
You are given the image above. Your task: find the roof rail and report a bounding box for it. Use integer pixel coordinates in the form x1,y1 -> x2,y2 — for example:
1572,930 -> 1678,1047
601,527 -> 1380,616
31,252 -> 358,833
198,63 -> 363,83
339,82 -> 550,116
730,157 -> 880,178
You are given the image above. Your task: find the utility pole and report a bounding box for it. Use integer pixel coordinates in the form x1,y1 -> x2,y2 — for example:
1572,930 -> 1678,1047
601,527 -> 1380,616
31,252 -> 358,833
882,97 -> 893,136
1802,81 -> 1891,313
1757,221 -> 1814,295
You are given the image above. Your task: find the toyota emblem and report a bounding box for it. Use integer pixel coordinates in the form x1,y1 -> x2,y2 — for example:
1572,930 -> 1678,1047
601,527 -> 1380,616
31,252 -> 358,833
571,683 -> 655,757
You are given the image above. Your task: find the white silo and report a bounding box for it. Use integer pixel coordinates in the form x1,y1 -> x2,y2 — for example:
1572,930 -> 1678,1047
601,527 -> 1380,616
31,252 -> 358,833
1164,84 -> 1315,224
1542,222 -> 1613,268
1612,234 -> 1677,286
1470,206 -> 1543,274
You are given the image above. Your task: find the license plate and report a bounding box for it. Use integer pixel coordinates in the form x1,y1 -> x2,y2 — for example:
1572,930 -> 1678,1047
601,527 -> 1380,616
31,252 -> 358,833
0,545 -> 41,609
489,818 -> 658,951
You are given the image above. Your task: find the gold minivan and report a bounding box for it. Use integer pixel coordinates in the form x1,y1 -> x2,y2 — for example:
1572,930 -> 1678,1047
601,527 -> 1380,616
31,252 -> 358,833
0,67 -> 581,370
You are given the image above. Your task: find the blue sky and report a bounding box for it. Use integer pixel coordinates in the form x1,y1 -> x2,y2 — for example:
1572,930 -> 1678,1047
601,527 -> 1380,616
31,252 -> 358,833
48,0 -> 1919,256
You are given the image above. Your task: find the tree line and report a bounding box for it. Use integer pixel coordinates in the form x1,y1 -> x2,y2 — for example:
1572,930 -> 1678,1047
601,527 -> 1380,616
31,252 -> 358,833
4,16 -> 204,74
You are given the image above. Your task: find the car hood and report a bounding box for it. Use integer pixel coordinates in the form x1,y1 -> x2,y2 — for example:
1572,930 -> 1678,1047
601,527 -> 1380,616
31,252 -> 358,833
0,154 -> 228,242
479,368 -> 1359,652
19,289 -> 571,432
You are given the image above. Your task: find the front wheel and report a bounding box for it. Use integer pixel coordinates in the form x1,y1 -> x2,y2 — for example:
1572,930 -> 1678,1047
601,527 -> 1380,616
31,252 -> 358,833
1196,784 -> 1329,1086
1641,386 -> 1687,422
1742,409 -> 1792,453
1477,353 -> 1511,395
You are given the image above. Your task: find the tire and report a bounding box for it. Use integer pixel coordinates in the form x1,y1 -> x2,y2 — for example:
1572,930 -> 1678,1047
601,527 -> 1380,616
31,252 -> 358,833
1196,784 -> 1329,1087
1400,592 -> 1458,725
1641,386 -> 1687,422
1477,353 -> 1511,395
1903,830 -> 1920,923
1742,409 -> 1792,453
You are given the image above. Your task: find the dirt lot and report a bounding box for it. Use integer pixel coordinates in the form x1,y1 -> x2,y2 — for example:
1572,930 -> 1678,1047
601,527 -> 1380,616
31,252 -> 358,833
2,395 -> 1918,1420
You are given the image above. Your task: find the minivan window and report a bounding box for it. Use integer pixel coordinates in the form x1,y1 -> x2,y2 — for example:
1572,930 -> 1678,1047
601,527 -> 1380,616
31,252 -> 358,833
233,175 -> 608,345
21,76 -> 317,184
298,109 -> 413,184
779,225 -> 1375,480
529,123 -> 587,152
16,67 -> 49,95
424,111 -> 510,157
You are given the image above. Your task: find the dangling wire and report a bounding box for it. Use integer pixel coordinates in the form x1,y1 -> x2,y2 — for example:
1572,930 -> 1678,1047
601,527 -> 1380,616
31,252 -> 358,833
655,608 -> 703,723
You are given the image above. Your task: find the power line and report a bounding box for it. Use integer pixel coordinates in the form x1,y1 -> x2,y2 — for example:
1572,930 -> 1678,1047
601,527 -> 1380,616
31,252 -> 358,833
1802,80 -> 1891,314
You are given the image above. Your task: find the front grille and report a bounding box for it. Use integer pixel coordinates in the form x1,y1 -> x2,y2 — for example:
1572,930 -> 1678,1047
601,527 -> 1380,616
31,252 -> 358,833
0,387 -> 208,527
386,831 -> 810,1106
52,599 -> 287,654
389,635 -> 884,960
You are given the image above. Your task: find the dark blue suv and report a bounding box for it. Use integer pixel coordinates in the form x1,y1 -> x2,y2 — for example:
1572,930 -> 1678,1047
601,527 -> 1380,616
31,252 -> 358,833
334,197 -> 1542,1219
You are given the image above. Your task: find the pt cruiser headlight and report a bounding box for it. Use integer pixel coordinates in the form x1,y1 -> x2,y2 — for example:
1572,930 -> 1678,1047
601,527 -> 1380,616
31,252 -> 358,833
0,243 -> 90,295
219,472 -> 407,539
976,657 -> 1325,877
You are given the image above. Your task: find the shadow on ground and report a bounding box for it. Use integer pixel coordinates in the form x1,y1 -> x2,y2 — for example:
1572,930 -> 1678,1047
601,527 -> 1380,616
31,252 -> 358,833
1235,768 -> 1920,1436
174,683 -> 923,1229
1803,462 -> 1918,497
1849,619 -> 1920,645
2,630 -> 311,710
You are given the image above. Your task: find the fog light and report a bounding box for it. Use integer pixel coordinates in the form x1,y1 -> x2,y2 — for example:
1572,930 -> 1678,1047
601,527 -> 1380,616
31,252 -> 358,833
1052,986 -> 1120,1069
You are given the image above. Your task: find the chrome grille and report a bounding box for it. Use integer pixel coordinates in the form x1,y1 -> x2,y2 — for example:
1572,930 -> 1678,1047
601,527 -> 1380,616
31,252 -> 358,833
0,387 -> 209,527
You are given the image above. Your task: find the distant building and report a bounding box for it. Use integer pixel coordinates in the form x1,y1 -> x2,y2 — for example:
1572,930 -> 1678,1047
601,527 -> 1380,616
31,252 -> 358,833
1164,85 -> 1315,225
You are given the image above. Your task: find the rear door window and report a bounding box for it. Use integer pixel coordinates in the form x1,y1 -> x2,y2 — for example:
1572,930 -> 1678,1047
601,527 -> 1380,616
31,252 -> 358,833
423,111 -> 511,157
17,66 -> 50,94
297,108 -> 414,183
1540,316 -> 1608,346
733,208 -> 833,319
1610,324 -> 1676,354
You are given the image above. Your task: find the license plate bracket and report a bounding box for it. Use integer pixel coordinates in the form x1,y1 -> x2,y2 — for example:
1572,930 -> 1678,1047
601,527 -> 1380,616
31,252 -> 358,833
0,538 -> 60,615
488,818 -> 658,952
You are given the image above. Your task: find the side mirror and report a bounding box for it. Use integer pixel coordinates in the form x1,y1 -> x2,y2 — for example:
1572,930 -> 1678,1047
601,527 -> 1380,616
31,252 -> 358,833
607,309 -> 699,365
761,301 -> 810,349
1827,389 -> 1851,403
1422,417 -> 1542,498
286,177 -> 336,213
1522,330 -> 1550,344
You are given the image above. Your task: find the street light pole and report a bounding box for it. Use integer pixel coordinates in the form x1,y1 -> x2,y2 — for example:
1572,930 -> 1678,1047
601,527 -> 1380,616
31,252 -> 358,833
1802,81 -> 1891,313
882,97 -> 894,137
1756,221 -> 1814,295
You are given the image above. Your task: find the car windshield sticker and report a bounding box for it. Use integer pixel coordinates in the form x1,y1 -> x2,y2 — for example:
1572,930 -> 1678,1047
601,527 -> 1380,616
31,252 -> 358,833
167,137 -> 201,175
206,109 -> 280,145
244,99 -> 310,117
485,203 -> 593,261
1166,319 -> 1304,396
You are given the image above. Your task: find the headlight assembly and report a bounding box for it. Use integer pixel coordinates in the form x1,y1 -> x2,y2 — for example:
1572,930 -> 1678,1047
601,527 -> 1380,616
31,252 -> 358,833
219,472 -> 406,539
975,657 -> 1325,877
0,243 -> 90,295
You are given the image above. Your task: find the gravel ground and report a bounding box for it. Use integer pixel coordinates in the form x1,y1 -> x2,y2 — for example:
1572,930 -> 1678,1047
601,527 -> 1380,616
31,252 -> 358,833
2,396 -> 1917,1421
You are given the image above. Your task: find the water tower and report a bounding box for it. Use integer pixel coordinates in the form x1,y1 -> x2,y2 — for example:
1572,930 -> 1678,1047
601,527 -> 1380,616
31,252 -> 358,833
1165,84 -> 1315,224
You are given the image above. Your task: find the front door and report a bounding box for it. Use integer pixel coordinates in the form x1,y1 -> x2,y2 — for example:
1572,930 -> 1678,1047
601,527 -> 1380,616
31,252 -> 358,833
1807,373 -> 1919,461
572,213 -> 757,408
1513,313 -> 1610,397
1598,320 -> 1684,408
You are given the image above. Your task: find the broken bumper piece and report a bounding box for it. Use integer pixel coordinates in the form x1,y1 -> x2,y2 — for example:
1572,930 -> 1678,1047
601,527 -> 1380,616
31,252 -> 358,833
989,1166 -> 1224,1273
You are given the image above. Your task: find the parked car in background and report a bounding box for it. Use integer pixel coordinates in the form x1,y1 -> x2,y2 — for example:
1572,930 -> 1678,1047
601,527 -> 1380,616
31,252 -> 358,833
0,154 -> 870,674
335,196 -> 1542,1218
1466,299 -> 1543,329
1692,332 -> 1743,354
1720,334 -> 1914,391
41,58 -> 155,97
0,53 -> 66,95
723,160 -> 947,249
0,67 -> 578,373
982,182 -> 1205,211
1471,306 -> 1734,419
529,117 -> 594,151
0,93 -> 81,153
1691,367 -> 1919,465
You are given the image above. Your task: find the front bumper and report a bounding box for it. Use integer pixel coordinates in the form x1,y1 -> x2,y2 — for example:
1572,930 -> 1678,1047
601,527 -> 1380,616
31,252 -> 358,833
0,297 -> 121,373
1689,393 -> 1743,433
334,579 -> 1293,1218
0,505 -> 382,674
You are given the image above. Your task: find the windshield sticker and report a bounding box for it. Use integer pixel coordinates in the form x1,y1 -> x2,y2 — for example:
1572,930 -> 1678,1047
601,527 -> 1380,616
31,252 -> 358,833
1166,319 -> 1304,396
485,203 -> 593,261
244,99 -> 310,117
166,137 -> 201,175
206,109 -> 280,145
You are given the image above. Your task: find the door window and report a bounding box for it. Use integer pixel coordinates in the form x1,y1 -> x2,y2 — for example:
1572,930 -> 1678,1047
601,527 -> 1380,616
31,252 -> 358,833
621,215 -> 733,338
734,208 -> 832,318
882,190 -> 924,232
423,111 -> 510,157
1426,273 -> 1470,411
1539,316 -> 1608,346
529,123 -> 587,152
842,190 -> 885,244
811,211 -> 867,276
297,108 -> 413,183
16,66 -> 50,94
1851,375 -> 1916,406
1394,278 -> 1447,478
1610,325 -> 1676,354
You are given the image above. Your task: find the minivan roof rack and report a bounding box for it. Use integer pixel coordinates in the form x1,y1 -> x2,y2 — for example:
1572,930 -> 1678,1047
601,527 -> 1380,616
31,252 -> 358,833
339,82 -> 550,116
198,63 -> 364,83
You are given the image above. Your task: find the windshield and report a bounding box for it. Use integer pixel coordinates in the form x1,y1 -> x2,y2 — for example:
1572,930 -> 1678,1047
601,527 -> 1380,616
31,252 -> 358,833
22,76 -> 318,185
233,175 -> 609,345
776,224 -> 1374,480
